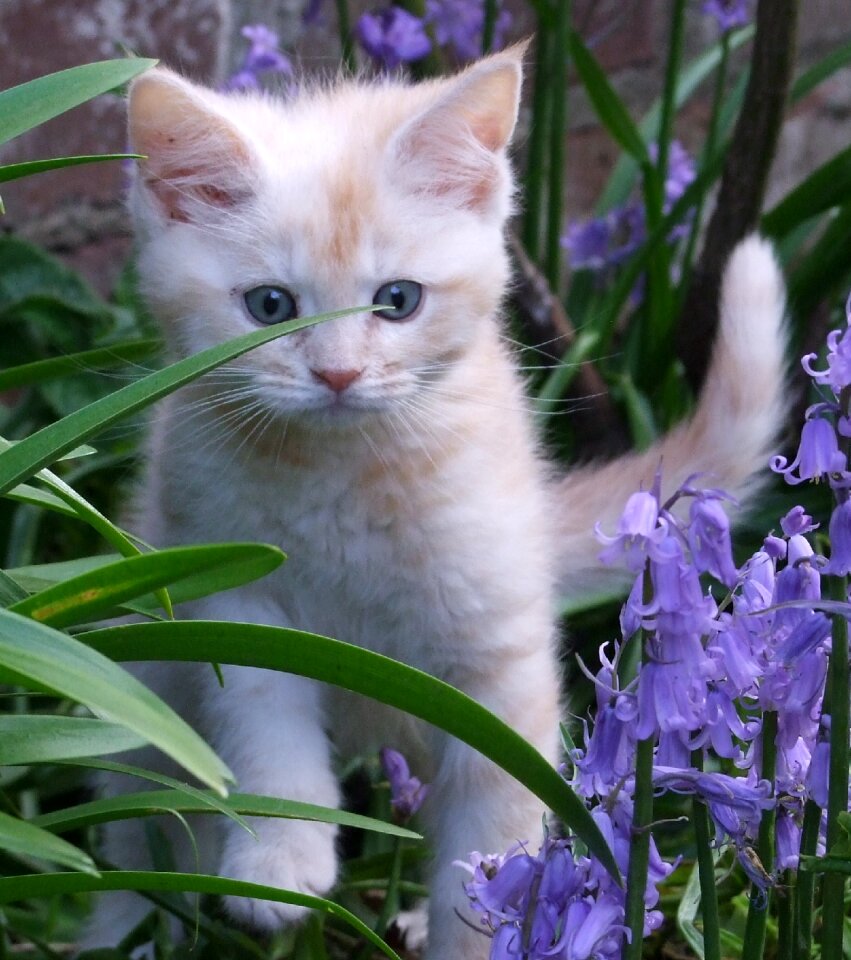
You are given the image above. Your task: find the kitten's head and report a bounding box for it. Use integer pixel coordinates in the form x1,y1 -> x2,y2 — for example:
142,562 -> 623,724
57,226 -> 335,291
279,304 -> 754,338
128,47 -> 525,427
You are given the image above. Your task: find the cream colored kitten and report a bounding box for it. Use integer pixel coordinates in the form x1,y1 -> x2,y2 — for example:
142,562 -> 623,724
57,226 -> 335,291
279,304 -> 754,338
83,46 -> 787,959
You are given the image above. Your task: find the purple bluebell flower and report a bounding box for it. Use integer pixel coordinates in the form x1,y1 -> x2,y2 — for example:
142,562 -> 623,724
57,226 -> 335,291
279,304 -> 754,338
653,767 -> 774,846
426,0 -> 511,59
776,805 -> 803,871
702,0 -> 750,31
379,747 -> 428,820
805,719 -> 830,807
825,498 -> 851,575
801,294 -> 851,395
688,496 -> 739,587
561,218 -> 612,271
223,24 -> 294,92
780,505 -> 819,537
771,415 -> 847,485
356,6 -> 432,70
596,488 -> 680,572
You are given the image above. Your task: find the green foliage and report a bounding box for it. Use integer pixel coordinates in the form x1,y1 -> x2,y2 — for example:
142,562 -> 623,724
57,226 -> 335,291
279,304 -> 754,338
2,16 -> 851,960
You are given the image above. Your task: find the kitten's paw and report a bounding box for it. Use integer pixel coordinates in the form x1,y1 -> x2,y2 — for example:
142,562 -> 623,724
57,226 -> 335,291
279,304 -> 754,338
220,820 -> 338,932
392,899 -> 429,951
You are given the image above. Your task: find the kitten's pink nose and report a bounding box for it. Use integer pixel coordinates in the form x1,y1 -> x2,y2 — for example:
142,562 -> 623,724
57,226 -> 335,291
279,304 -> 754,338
311,367 -> 362,393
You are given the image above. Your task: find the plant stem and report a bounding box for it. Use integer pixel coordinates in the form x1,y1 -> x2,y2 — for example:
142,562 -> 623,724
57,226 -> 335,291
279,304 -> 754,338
741,710 -> 778,959
625,593 -> 654,960
482,0 -> 498,54
677,30 -> 730,314
793,799 -> 822,960
690,750 -> 721,960
821,572 -> 850,960
777,869 -> 794,960
352,838 -> 404,960
334,0 -> 357,73
544,0 -> 571,293
655,0 -> 687,184
522,24 -> 552,262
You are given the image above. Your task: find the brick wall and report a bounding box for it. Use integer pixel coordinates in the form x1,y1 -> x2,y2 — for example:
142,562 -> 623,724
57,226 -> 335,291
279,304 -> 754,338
0,0 -> 848,294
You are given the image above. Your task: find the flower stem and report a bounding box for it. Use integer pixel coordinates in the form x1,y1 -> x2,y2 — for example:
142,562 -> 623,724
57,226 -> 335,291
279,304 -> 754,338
334,0 -> 357,73
793,798 -> 822,959
821,573 -> 850,960
482,0 -> 498,53
690,750 -> 721,960
624,734 -> 654,960
777,869 -> 794,960
353,838 -> 404,960
741,710 -> 777,960
676,30 -> 730,314
522,26 -> 552,262
544,0 -> 571,293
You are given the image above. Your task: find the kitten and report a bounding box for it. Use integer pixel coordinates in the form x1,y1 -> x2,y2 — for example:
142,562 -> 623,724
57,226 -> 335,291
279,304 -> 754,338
83,45 -> 787,959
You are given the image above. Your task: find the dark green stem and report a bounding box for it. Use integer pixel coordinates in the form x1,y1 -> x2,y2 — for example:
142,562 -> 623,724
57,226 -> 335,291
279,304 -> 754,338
544,0 -> 571,292
690,750 -> 721,960
793,799 -> 822,959
482,0 -> 498,54
522,25 -> 552,262
777,869 -> 794,960
677,30 -> 730,314
353,838 -> 404,960
655,0 -> 687,182
741,710 -> 778,959
334,0 -> 357,73
821,572 -> 850,960
625,590 -> 654,960
624,735 -> 654,960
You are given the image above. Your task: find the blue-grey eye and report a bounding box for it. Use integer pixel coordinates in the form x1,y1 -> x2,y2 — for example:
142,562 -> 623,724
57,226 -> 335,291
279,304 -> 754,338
373,280 -> 423,321
244,285 -> 298,325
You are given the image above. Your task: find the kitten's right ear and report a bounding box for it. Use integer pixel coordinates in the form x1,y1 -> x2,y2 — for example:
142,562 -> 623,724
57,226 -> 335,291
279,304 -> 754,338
128,68 -> 256,223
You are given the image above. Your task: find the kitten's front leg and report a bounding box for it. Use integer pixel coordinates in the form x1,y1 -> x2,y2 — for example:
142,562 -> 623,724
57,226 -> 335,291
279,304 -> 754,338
422,650 -> 561,960
190,597 -> 340,931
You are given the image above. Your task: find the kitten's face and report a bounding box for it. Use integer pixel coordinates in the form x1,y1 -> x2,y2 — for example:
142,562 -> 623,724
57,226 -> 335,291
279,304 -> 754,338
128,52 -> 523,426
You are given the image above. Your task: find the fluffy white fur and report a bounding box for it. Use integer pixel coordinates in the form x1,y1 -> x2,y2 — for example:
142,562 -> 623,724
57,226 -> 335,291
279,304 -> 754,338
83,47 -> 787,959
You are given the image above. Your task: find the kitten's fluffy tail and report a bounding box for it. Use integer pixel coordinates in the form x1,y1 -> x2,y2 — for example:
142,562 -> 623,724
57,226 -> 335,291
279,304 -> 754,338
554,235 -> 788,600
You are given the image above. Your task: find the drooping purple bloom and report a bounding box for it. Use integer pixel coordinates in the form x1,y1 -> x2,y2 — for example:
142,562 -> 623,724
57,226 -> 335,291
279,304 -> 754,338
426,0 -> 511,59
379,747 -> 428,820
702,0 -> 750,31
596,488 -> 679,572
780,505 -> 819,538
356,6 -> 432,70
688,496 -> 739,587
653,767 -> 774,847
801,294 -> 851,396
223,24 -> 294,92
771,415 -> 847,485
825,498 -> 851,575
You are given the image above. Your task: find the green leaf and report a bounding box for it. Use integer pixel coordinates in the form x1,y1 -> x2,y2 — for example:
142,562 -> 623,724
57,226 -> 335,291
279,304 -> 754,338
0,810 -> 98,875
0,59 -> 157,146
788,203 -> 851,318
762,144 -> 851,239
799,855 -> 851,875
791,37 -> 851,102
8,554 -> 121,595
81,620 -> 621,882
0,609 -> 232,795
0,306 -> 372,497
0,715 -> 146,764
4,482 -> 80,518
0,154 -> 143,184
32,789 -> 420,840
568,31 -> 648,163
596,26 -> 754,212
0,569 -> 28,606
0,872 -> 401,960
0,340 -> 159,392
9,543 -> 285,628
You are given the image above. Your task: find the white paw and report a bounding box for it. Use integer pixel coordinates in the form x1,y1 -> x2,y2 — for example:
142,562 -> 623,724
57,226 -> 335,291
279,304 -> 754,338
392,899 -> 429,951
220,819 -> 338,932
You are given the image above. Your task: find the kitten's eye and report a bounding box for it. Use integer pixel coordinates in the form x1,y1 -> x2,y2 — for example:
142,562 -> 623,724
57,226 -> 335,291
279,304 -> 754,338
244,285 -> 298,325
373,280 -> 423,321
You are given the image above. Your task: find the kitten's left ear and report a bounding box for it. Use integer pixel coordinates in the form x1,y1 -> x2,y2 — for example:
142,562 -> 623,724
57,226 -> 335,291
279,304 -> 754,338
390,41 -> 528,214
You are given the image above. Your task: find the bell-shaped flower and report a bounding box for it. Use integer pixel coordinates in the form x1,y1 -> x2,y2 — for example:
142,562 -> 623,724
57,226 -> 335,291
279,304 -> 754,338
688,496 -> 739,586
801,296 -> 851,395
379,747 -> 429,821
771,416 -> 847,485
825,498 -> 851,575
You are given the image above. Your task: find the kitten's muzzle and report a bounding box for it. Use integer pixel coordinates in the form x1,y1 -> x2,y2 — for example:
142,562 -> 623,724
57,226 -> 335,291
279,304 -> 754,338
310,368 -> 363,394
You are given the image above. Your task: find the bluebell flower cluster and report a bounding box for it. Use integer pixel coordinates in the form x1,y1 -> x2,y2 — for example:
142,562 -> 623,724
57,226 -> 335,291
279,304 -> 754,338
458,803 -> 673,960
380,746 -> 429,822
223,25 -> 294,92
562,141 -> 696,281
702,0 -> 751,31
350,0 -> 510,71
